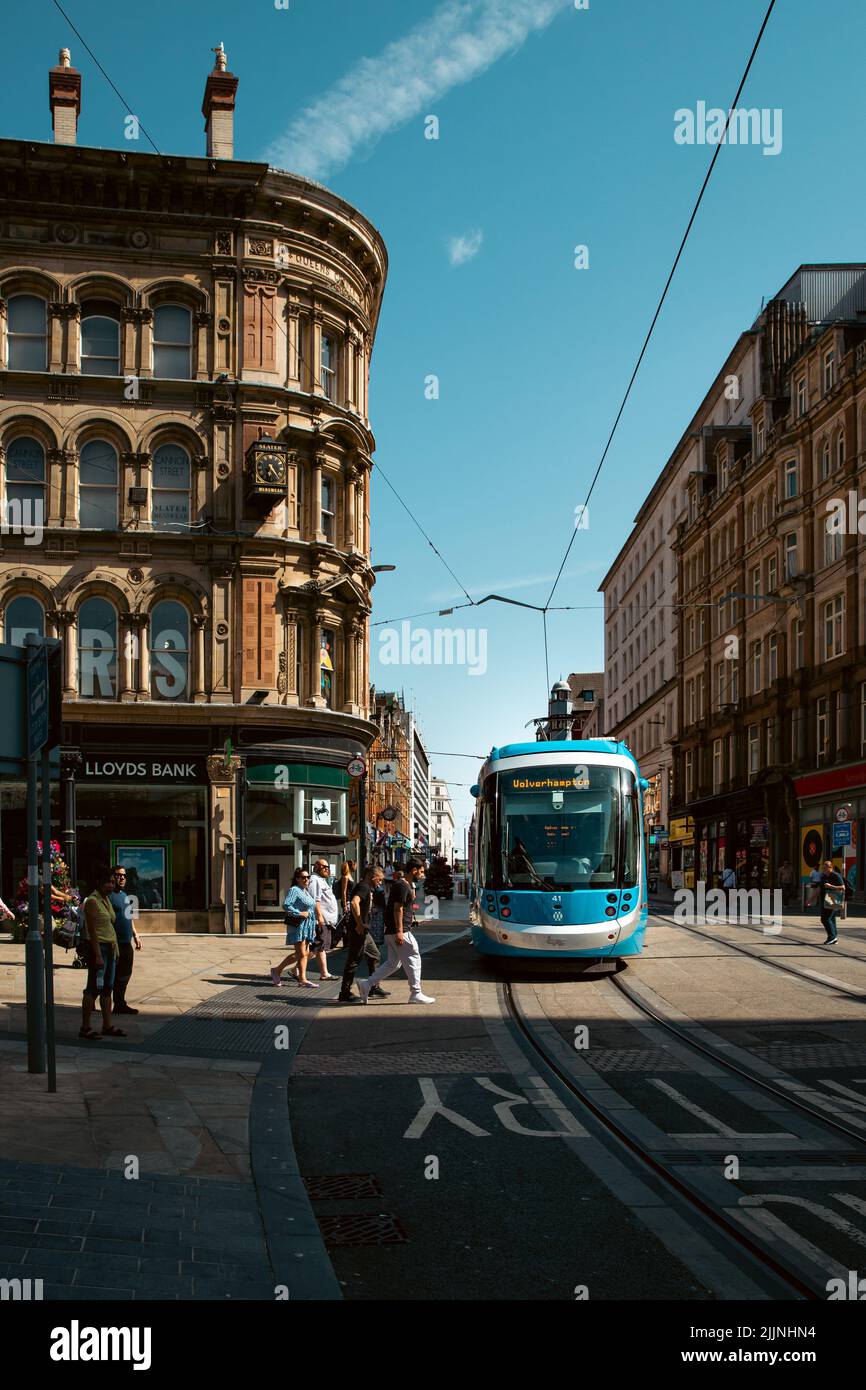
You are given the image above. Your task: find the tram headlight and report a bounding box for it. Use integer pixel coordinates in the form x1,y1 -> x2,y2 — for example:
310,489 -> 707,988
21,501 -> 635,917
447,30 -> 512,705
501,907 -> 511,918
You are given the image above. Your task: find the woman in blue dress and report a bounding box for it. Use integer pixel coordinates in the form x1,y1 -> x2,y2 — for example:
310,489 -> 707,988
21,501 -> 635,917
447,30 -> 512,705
270,868 -> 318,988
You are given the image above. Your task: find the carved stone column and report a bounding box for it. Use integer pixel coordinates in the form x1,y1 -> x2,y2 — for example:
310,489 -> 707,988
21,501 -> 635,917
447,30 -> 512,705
206,751 -> 242,927
288,308 -> 302,386
120,613 -> 145,701
192,613 -> 207,701
344,461 -> 359,550
48,609 -> 77,698
308,607 -> 327,708
0,297 -> 7,369
311,308 -> 323,397
284,608 -> 299,703
46,448 -> 73,528
194,309 -> 212,380
312,451 -> 326,542
48,300 -> 76,373
65,302 -> 81,375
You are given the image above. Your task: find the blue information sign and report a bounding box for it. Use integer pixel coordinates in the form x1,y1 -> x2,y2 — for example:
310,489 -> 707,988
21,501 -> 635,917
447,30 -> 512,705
832,822 -> 852,848
27,645 -> 49,757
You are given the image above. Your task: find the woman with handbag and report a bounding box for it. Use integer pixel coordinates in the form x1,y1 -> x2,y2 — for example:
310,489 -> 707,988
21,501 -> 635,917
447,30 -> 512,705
270,868 -> 318,988
819,859 -> 845,945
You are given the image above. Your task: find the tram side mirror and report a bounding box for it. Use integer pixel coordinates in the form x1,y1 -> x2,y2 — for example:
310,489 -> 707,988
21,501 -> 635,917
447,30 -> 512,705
470,784 -> 480,798
639,777 -> 649,790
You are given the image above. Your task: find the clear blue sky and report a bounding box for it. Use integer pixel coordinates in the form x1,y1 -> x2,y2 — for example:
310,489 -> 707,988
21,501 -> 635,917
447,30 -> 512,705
4,0 -> 865,842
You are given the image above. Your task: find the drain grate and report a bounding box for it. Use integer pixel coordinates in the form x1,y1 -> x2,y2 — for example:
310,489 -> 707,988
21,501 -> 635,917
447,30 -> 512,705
318,1213 -> 408,1247
304,1173 -> 382,1201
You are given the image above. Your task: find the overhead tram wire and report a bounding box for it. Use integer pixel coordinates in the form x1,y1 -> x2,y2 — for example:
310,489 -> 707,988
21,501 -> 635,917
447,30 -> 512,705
48,0 -> 162,155
542,0 -> 779,623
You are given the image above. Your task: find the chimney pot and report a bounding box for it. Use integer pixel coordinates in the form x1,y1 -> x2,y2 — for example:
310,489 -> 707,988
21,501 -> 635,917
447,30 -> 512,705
202,46 -> 238,160
49,48 -> 81,146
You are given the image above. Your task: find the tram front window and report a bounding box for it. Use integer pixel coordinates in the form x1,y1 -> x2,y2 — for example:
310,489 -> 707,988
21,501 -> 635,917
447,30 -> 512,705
499,765 -> 636,891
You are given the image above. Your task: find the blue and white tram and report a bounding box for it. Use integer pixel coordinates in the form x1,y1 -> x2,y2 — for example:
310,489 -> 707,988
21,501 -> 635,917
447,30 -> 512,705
469,739 -> 648,962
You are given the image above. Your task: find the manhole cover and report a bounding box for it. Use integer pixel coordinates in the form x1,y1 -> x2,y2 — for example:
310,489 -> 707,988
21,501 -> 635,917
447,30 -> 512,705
304,1173 -> 382,1201
318,1214 -> 407,1247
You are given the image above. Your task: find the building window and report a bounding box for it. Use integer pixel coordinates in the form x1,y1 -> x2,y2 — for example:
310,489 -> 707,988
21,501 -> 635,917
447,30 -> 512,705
836,432 -> 845,471
793,617 -> 804,669
715,662 -> 725,711
748,502 -> 757,539
686,678 -> 695,724
730,661 -> 739,704
748,725 -> 759,781
320,333 -> 337,401
7,295 -> 48,371
153,304 -> 192,379
765,718 -> 774,767
78,439 -> 118,529
4,594 -> 45,645
751,565 -> 760,597
836,690 -> 845,754
767,633 -> 778,683
823,595 -> 844,659
767,553 -> 777,592
755,419 -> 765,456
152,444 -> 191,530
686,615 -> 694,655
751,640 -> 762,694
784,460 -> 797,498
713,738 -> 723,792
784,533 -> 797,579
4,436 -> 46,528
81,304 -> 120,375
321,476 -> 336,543
320,628 -> 335,706
150,600 -> 190,702
685,750 -> 694,800
820,440 -> 831,481
78,596 -> 118,699
823,348 -> 835,392
796,376 -> 806,417
823,518 -> 843,566
816,696 -> 829,764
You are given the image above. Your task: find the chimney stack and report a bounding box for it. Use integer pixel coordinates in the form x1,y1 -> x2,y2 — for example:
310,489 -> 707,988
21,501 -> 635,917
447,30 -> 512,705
202,43 -> 238,160
48,47 -> 81,146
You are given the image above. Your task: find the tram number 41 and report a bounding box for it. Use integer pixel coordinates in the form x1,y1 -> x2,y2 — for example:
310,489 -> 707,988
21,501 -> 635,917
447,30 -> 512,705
403,1076 -> 587,1140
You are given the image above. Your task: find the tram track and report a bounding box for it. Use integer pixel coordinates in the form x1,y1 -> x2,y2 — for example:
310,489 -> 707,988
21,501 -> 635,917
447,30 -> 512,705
501,978 -> 825,1300
648,909 -> 866,1002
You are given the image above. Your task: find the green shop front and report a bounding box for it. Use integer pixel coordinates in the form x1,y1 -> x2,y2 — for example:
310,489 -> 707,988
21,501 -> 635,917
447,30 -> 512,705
245,759 -> 358,918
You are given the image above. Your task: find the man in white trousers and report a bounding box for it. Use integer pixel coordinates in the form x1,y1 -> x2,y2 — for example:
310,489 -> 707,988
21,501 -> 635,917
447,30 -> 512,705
359,858 -> 435,1005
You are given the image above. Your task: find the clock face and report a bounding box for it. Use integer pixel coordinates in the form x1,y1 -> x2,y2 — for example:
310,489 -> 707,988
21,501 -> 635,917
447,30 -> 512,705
256,453 -> 286,484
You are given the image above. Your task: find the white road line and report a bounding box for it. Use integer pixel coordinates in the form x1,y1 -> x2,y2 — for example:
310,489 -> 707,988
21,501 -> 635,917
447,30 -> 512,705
649,1077 -> 788,1140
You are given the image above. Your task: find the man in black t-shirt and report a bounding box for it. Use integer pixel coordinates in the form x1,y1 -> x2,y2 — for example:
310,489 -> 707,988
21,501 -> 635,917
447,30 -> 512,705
338,865 -> 390,1003
359,859 -> 436,1004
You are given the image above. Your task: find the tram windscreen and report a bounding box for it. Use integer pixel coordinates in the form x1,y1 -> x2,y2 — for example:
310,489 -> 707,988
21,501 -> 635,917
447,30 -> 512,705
497,764 -> 638,891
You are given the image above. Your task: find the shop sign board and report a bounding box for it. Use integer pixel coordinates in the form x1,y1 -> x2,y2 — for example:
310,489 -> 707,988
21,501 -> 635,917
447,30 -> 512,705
833,822 -> 852,848
375,760 -> 398,783
79,757 -> 206,782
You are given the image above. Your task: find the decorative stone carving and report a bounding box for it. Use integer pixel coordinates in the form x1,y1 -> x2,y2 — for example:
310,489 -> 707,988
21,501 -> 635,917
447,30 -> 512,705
217,316 -> 231,333
243,268 -> 280,285
128,229 -> 150,249
127,568 -> 144,584
192,454 -> 209,471
120,306 -> 153,324
206,752 -> 241,783
54,224 -> 79,244
48,301 -> 80,320
215,621 -> 229,637
248,238 -> 274,257
216,462 -> 231,479
277,649 -> 287,695
215,232 -> 232,255
194,310 -> 213,327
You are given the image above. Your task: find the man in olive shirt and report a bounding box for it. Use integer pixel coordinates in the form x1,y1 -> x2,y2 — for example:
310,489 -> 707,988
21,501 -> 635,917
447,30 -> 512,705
80,866 -> 124,1039
360,858 -> 435,1004
110,864 -> 141,1015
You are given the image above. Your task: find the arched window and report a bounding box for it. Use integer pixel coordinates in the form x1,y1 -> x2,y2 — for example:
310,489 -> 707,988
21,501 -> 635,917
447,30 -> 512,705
79,440 -> 118,528
150,600 -> 190,701
78,597 -> 117,698
8,295 -> 47,370
4,436 -> 46,527
820,439 -> 831,481
748,502 -> 756,538
4,594 -> 44,645
836,431 -> 845,470
153,305 -> 192,379
152,444 -> 191,529
81,301 -> 120,375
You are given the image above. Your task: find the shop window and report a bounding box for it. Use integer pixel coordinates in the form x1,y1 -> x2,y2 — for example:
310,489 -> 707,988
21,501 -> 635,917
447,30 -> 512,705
321,476 -> 336,543
153,305 -> 192,379
76,783 -> 205,910
7,295 -> 47,370
320,628 -> 335,707
78,596 -> 117,699
79,439 -> 118,529
152,444 -> 191,529
4,436 -> 45,528
320,333 -> 337,401
150,600 -> 190,702
4,594 -> 44,645
81,303 -> 120,375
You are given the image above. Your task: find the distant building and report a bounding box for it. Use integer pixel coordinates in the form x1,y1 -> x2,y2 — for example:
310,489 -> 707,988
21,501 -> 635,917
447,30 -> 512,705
367,689 -> 412,865
567,674 -> 604,738
430,776 -> 455,863
409,713 -> 431,858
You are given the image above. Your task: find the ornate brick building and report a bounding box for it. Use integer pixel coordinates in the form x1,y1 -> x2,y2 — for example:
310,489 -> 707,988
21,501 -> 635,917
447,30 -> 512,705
0,49 -> 388,929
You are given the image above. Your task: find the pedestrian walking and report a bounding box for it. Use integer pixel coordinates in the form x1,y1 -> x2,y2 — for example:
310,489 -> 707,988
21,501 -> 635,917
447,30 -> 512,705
720,864 -> 736,920
337,865 -> 390,1003
339,859 -> 356,915
307,858 -> 340,980
819,859 -> 845,945
110,864 -> 141,1015
776,860 -> 795,909
359,858 -> 436,1005
79,865 -> 124,1040
271,868 -> 318,988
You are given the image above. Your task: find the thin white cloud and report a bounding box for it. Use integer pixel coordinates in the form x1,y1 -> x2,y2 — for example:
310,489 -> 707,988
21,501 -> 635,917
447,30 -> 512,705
448,229 -> 483,265
432,559 -> 605,605
265,0 -> 571,179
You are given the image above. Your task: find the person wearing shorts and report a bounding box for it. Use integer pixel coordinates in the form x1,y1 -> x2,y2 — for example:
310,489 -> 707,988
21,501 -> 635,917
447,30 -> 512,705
80,866 -> 123,1040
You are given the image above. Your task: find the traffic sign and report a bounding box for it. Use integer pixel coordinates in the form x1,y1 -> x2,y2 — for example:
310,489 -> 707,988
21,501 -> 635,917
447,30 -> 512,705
347,757 -> 366,778
833,822 -> 852,848
27,645 -> 49,757
834,805 -> 852,823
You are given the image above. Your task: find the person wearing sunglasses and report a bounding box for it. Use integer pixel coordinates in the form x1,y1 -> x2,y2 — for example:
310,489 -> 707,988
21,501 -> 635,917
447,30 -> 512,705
110,865 -> 141,1016
271,867 -> 318,988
